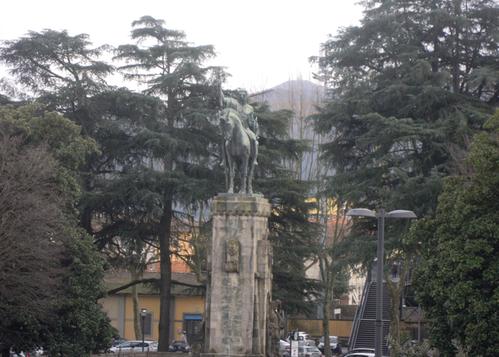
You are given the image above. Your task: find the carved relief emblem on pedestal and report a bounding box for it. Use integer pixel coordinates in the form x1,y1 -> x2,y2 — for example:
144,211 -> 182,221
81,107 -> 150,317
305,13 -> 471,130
224,239 -> 240,273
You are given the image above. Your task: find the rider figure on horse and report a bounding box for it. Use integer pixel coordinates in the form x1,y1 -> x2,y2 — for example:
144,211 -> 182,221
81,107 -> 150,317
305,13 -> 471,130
222,90 -> 258,140
218,87 -> 259,194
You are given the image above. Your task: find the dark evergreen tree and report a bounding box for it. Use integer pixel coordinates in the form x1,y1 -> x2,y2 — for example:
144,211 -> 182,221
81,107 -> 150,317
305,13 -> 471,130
312,0 -> 498,265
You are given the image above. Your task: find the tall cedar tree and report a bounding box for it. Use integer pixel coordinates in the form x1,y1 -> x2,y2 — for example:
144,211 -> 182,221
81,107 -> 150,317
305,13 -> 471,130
312,0 -> 498,276
409,111 -> 499,356
114,16 -> 220,350
83,88 -> 217,339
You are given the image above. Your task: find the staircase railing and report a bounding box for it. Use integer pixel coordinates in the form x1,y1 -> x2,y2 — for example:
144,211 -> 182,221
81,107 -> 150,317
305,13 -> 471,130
348,280 -> 370,350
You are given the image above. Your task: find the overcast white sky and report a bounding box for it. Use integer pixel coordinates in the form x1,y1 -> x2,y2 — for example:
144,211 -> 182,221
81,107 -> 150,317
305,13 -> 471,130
1,0 -> 363,91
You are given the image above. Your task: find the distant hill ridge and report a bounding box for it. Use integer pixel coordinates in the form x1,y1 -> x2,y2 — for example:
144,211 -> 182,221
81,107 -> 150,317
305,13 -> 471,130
251,79 -> 326,181
251,79 -> 324,114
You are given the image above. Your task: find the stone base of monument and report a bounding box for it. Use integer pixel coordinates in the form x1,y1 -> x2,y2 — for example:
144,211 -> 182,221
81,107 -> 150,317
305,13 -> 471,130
203,194 -> 272,357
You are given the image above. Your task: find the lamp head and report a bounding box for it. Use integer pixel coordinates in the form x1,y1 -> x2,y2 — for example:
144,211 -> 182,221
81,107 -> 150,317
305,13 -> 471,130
346,208 -> 376,218
386,210 -> 417,219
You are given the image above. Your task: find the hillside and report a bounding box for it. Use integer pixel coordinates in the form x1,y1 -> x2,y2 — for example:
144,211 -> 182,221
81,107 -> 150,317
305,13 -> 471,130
251,79 -> 327,181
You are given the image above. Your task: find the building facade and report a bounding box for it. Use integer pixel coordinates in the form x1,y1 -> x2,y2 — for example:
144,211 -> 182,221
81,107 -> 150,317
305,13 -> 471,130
100,271 -> 204,343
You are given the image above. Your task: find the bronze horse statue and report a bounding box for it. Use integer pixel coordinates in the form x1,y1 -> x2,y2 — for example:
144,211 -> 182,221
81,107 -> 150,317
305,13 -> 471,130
220,99 -> 258,195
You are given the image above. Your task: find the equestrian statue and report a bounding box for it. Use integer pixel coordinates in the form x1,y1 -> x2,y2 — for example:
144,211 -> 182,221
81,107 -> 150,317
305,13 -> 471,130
218,87 -> 259,194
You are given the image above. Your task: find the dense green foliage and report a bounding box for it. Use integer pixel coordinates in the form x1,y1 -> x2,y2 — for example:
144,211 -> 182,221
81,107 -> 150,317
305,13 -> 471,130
0,105 -> 114,356
410,111 -> 499,356
44,232 -> 115,357
0,117 -> 63,356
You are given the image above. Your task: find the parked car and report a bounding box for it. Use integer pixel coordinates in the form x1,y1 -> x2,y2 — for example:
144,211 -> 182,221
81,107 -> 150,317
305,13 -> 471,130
298,345 -> 321,357
9,348 -> 44,357
343,348 -> 377,357
10,352 -> 24,357
318,336 -> 342,355
168,340 -> 191,352
279,339 -> 290,349
30,348 -> 44,357
109,340 -> 158,352
280,339 -> 290,357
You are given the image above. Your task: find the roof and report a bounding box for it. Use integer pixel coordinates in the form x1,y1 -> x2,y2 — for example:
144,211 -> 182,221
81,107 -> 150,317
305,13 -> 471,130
104,270 -> 205,296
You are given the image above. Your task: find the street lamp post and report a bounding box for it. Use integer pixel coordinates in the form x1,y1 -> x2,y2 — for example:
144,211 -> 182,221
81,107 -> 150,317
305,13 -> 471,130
347,208 -> 416,357
140,308 -> 148,352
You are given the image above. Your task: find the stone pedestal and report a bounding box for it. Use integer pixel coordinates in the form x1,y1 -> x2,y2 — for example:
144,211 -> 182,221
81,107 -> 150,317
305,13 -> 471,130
203,194 -> 272,357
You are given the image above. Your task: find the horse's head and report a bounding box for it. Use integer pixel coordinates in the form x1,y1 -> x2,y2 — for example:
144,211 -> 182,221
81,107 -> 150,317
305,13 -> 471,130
220,109 -> 235,141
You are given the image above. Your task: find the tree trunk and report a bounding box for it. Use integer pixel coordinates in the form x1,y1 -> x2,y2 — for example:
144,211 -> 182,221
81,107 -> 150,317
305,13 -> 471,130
452,0 -> 463,94
131,269 -> 142,339
430,0 -> 440,73
386,260 -> 408,357
387,281 -> 401,352
79,171 -> 94,234
158,94 -> 176,351
80,206 -> 93,234
320,256 -> 332,357
158,199 -> 173,351
322,293 -> 332,357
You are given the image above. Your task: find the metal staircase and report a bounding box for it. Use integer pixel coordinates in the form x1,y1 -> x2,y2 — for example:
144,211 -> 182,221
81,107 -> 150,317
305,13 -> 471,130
348,281 -> 391,355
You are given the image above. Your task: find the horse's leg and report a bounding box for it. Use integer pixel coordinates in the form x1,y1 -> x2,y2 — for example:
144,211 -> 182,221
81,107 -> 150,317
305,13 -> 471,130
239,154 -> 248,194
229,154 -> 236,194
223,142 -> 231,193
225,142 -> 235,194
247,140 -> 258,194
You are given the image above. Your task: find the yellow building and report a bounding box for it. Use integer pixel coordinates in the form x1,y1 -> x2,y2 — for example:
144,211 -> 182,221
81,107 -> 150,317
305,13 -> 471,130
100,271 -> 205,343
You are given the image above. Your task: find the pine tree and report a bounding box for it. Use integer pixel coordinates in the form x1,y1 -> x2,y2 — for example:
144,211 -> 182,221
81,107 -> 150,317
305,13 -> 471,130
114,16 -> 221,350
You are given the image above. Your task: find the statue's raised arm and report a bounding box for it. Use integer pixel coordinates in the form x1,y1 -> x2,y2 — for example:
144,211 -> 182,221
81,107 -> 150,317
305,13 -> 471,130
219,88 -> 259,195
